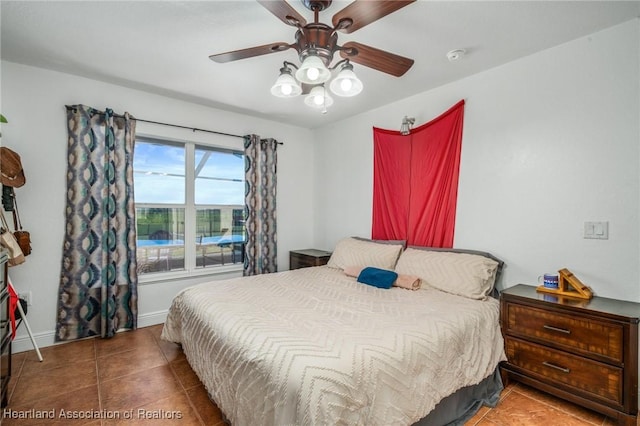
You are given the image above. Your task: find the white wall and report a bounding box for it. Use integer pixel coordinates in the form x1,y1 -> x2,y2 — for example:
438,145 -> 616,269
0,61 -> 315,351
313,20 -> 640,301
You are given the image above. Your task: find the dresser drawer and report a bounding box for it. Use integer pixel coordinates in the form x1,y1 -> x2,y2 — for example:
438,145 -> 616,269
505,302 -> 623,363
506,337 -> 623,405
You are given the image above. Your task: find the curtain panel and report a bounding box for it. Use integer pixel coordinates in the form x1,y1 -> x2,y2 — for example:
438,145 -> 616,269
56,105 -> 138,341
243,135 -> 278,276
372,100 -> 465,248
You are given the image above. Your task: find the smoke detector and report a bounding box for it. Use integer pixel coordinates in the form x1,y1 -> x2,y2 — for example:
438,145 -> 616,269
446,49 -> 466,62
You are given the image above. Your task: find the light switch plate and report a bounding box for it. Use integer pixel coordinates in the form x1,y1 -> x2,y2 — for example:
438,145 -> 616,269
584,221 -> 608,239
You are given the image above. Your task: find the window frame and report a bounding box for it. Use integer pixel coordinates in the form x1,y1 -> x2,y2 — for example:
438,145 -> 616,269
134,135 -> 245,284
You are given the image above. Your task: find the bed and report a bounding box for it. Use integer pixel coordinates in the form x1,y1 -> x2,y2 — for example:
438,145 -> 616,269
162,238 -> 507,425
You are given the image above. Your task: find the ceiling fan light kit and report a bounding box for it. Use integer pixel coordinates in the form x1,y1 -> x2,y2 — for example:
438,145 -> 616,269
210,0 -> 416,113
304,85 -> 334,109
271,64 -> 303,97
329,61 -> 363,97
295,53 -> 332,84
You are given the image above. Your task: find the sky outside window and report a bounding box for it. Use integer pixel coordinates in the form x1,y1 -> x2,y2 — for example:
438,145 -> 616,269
133,141 -> 244,205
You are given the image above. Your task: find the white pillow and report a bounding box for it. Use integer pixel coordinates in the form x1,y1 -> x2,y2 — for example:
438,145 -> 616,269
327,237 -> 404,271
394,248 -> 498,300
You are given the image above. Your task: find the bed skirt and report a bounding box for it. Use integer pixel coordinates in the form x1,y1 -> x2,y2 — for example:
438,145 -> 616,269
414,368 -> 503,426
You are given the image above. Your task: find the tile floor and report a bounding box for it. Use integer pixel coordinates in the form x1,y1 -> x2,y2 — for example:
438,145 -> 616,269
1,325 -> 633,425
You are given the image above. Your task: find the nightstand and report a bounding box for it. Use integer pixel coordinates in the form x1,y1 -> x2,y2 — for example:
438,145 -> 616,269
289,249 -> 332,270
500,284 -> 639,425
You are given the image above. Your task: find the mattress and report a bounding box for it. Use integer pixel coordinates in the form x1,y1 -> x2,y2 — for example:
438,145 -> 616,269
162,265 -> 506,426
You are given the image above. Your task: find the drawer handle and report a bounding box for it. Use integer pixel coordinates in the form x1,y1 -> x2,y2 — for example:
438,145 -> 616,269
542,361 -> 570,373
543,324 -> 571,334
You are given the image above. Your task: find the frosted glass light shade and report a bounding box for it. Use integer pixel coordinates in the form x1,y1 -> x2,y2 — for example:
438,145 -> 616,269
330,67 -> 363,97
271,71 -> 302,97
295,55 -> 331,84
304,86 -> 334,108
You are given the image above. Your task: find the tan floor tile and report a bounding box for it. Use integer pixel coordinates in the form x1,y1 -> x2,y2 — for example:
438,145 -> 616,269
10,359 -> 98,406
170,358 -> 202,390
20,339 -> 96,375
103,389 -> 202,425
100,364 -> 183,412
186,385 -> 225,425
10,351 -> 27,378
97,344 -> 167,381
145,324 -> 164,341
157,339 -> 186,363
3,385 -> 100,425
513,384 -> 605,424
465,405 -> 491,425
477,419 -> 500,425
6,351 -> 27,404
499,382 -> 517,401
95,329 -> 156,358
483,390 -> 596,425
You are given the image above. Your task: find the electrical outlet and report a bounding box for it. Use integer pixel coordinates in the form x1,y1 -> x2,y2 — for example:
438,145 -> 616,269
17,291 -> 32,306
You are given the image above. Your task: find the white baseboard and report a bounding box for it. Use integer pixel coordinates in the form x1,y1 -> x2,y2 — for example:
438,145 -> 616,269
11,310 -> 169,354
12,329 -> 56,354
136,310 -> 168,328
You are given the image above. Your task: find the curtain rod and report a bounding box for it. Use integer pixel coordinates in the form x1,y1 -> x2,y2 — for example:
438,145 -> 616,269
64,105 -> 283,145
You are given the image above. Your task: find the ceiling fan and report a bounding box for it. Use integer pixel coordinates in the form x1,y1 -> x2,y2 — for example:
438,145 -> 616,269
209,0 -> 416,110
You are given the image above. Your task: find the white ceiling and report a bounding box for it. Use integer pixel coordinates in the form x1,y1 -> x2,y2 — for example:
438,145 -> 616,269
1,1 -> 639,129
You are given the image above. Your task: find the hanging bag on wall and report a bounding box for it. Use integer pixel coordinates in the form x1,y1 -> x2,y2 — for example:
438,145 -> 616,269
11,190 -> 31,256
0,209 -> 25,266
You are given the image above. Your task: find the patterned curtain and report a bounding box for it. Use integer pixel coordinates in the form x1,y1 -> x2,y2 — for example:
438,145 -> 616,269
56,105 -> 138,341
243,134 -> 278,276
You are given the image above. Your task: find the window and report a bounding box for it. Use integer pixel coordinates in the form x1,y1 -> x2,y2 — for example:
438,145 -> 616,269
133,137 -> 245,276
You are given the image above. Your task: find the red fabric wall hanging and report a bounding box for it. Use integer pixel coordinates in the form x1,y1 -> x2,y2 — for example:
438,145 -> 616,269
372,100 -> 465,247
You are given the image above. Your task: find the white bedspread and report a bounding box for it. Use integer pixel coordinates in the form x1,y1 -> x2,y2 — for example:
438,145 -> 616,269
162,266 -> 506,426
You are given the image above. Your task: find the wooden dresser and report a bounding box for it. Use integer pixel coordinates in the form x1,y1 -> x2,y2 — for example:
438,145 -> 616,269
289,249 -> 332,270
500,284 -> 639,425
0,250 -> 10,407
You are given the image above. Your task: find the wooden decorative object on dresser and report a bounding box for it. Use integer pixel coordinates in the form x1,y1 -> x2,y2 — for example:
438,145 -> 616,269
0,249 -> 10,407
500,284 -> 639,426
289,249 -> 332,270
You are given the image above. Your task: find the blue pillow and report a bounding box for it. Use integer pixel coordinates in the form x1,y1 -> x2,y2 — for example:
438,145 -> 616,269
357,267 -> 398,289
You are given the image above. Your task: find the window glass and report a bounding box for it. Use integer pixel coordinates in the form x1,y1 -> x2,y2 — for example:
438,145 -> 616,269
134,140 -> 185,204
134,139 -> 245,276
195,207 -> 245,269
136,207 -> 185,273
194,147 -> 244,205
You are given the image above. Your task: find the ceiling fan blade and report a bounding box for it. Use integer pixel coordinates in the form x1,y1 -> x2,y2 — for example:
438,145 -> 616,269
257,0 -> 307,27
332,0 -> 415,34
209,42 -> 293,63
340,41 -> 414,77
